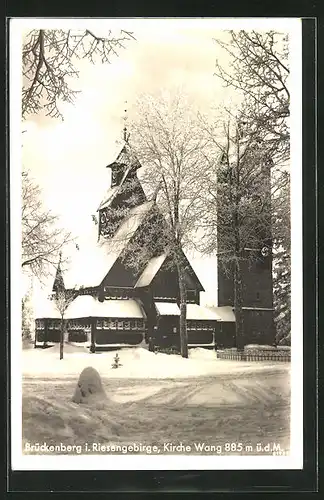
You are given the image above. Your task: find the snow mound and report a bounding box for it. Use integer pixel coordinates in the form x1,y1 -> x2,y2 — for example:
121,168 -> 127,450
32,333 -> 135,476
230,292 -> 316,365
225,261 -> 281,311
72,366 -> 107,404
188,347 -> 217,360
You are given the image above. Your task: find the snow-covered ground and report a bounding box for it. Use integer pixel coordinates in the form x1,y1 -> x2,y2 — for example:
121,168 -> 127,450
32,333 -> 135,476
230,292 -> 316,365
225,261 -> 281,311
22,355 -> 291,456
22,343 -> 290,379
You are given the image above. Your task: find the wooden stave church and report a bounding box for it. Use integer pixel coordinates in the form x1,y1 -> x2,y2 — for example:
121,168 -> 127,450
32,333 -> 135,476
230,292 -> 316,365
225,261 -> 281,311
34,137 -> 274,351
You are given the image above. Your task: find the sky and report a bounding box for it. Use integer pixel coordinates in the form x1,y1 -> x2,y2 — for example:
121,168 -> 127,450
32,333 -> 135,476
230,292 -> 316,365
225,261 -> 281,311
16,18 -> 300,299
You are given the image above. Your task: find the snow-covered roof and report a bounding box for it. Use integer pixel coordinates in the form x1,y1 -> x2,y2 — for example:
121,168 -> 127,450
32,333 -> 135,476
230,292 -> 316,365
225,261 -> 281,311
64,201 -> 154,289
206,306 -> 236,322
34,299 -> 61,319
186,304 -> 220,320
155,302 -> 180,316
65,295 -> 95,319
97,165 -> 133,211
107,142 -> 141,170
97,185 -> 120,211
65,296 -> 146,319
95,299 -> 146,318
134,254 -> 168,288
97,142 -> 141,211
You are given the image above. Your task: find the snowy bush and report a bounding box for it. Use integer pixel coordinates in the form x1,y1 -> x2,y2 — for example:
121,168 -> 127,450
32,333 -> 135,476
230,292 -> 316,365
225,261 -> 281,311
155,346 -> 180,355
278,332 -> 291,346
244,344 -> 277,351
22,296 -> 33,341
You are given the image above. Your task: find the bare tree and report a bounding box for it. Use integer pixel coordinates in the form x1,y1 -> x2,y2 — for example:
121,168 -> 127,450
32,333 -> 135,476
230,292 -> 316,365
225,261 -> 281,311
113,93 -> 208,358
53,288 -> 75,360
21,168 -> 72,280
199,107 -> 285,349
214,30 -> 290,164
22,28 -> 135,119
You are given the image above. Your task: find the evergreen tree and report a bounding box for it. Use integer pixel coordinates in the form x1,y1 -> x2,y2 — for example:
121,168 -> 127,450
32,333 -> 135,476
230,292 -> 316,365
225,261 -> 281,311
272,171 -> 290,345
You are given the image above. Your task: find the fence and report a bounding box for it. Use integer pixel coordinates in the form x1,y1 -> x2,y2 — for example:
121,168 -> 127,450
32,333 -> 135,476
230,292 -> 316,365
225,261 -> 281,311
217,349 -> 291,362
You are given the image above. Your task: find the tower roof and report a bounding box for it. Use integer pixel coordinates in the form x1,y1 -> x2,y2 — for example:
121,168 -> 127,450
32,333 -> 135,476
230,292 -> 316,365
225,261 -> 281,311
106,141 -> 141,171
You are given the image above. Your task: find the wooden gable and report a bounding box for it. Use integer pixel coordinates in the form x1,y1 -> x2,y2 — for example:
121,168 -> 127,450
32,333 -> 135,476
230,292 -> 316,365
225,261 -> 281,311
150,254 -> 204,301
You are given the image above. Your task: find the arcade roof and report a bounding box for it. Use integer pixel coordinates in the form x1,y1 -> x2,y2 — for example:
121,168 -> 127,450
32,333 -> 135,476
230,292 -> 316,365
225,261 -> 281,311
65,296 -> 146,319
155,302 -> 180,316
34,299 -> 61,319
206,306 -> 235,322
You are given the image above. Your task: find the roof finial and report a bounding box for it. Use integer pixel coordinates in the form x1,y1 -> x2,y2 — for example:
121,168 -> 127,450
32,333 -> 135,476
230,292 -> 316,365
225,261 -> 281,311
123,101 -> 128,142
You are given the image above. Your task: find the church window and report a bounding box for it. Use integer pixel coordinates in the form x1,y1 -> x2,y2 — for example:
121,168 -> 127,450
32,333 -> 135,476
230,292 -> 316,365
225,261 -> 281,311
111,170 -> 118,186
100,212 -> 107,224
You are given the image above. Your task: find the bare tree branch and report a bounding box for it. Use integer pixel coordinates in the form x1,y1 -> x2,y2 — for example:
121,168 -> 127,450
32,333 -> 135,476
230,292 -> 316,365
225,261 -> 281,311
21,168 -> 73,280
213,30 -> 290,164
22,28 -> 136,119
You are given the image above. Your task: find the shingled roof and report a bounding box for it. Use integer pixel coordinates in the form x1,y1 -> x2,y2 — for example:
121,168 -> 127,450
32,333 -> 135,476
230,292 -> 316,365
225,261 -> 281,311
97,142 -> 142,211
134,253 -> 168,288
64,201 -> 154,290
106,142 -> 141,170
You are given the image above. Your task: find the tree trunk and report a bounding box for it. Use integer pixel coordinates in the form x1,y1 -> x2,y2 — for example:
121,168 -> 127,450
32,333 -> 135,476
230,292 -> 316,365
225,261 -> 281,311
44,318 -> 48,348
177,261 -> 188,359
59,317 -> 64,360
232,158 -> 244,351
90,318 -> 96,353
233,258 -> 245,351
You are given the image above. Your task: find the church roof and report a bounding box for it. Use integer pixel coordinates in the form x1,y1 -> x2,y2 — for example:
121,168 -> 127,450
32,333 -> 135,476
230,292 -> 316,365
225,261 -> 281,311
134,253 -> 168,288
64,201 -> 154,290
65,295 -> 146,319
